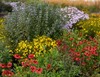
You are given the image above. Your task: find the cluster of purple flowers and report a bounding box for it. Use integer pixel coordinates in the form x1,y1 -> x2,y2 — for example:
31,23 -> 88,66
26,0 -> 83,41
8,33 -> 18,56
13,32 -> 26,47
60,6 -> 89,30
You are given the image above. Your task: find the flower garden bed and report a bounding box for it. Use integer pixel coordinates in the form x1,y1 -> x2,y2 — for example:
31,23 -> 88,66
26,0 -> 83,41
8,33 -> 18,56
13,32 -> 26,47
0,0 -> 100,77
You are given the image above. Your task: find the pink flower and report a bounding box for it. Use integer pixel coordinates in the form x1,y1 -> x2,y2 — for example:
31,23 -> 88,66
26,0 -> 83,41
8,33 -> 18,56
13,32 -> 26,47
74,57 -> 80,61
35,68 -> 43,74
33,60 -> 38,65
2,70 -> 14,77
1,63 -> 6,68
28,54 -> 35,59
84,52 -> 91,57
7,62 -> 12,68
13,54 -> 21,59
30,66 -> 36,72
21,62 -> 26,67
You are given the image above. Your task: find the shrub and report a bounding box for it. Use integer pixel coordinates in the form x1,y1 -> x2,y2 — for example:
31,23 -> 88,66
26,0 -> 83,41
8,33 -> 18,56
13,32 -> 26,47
0,2 -> 12,13
0,18 -> 5,41
0,18 -> 7,48
4,1 -> 68,49
73,17 -> 100,38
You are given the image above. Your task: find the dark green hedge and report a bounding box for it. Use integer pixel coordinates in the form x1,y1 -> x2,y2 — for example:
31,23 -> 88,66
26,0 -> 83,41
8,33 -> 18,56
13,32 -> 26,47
0,2 -> 12,13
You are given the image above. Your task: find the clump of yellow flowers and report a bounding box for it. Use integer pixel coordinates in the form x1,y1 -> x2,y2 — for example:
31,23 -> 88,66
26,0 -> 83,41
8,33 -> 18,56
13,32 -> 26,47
75,17 -> 100,37
11,40 -> 33,58
10,35 -> 57,58
0,18 -> 5,42
33,35 -> 56,56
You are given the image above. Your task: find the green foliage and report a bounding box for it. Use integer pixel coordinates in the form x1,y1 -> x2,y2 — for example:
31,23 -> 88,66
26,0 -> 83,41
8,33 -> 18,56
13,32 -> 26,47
13,48 -> 80,77
0,49 -> 11,64
4,2 -> 68,50
0,49 -> 12,75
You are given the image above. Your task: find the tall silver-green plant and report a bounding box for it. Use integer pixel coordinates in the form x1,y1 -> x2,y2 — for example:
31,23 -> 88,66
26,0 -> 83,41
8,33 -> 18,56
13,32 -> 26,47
4,1 -> 69,49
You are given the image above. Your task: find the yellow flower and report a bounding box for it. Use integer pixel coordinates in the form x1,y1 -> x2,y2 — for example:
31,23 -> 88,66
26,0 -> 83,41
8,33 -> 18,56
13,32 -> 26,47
10,35 -> 57,58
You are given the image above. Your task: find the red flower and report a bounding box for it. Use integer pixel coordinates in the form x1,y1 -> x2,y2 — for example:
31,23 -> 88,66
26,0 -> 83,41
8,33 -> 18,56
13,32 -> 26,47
2,70 -> 14,77
35,68 -> 43,74
77,41 -> 83,45
28,54 -> 35,59
1,63 -> 6,68
30,66 -> 36,72
74,57 -> 80,61
21,62 -> 26,67
84,52 -> 91,57
69,38 -> 74,41
7,62 -> 12,68
86,57 -> 91,61
75,52 -> 80,57
33,60 -> 38,65
61,44 -> 68,51
56,40 -> 62,46
90,50 -> 98,56
81,62 -> 86,66
47,64 -> 51,70
0,63 -> 1,67
13,54 -> 21,59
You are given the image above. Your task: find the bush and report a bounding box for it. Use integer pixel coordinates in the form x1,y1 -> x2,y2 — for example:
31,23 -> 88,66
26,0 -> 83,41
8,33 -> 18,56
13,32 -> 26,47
0,18 -> 7,48
0,2 -> 12,13
73,17 -> 100,38
0,18 -> 5,41
4,1 -> 68,49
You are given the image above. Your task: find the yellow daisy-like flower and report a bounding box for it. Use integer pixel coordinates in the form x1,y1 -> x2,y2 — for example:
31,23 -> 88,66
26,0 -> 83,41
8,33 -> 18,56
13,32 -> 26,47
11,35 -> 57,58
